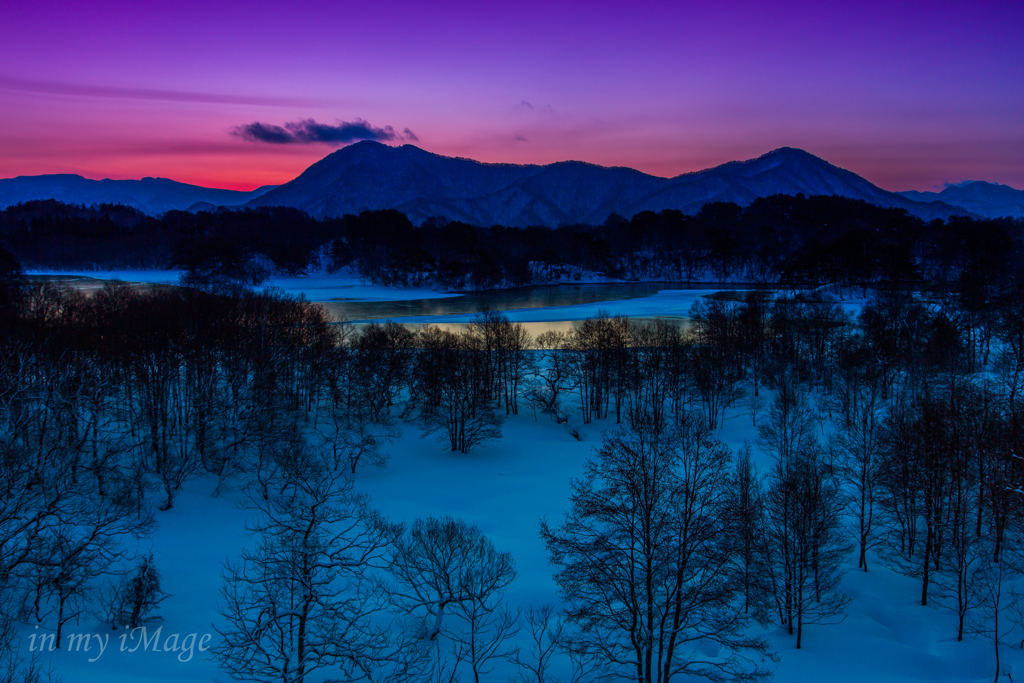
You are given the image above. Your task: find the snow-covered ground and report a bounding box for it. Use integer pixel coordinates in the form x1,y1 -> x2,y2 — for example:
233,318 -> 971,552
30,405 -> 1009,682
365,410 -> 1010,683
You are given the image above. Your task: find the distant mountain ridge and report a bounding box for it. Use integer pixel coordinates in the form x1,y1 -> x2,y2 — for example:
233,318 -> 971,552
0,175 -> 276,215
5,144 -> 1020,225
246,142 -> 983,226
898,181 -> 1024,219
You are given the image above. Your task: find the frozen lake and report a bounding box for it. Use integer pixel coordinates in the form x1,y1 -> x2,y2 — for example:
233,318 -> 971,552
318,281 -> 752,321
25,271 -> 773,335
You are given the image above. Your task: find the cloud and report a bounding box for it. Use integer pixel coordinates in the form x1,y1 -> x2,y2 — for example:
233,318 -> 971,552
516,100 -> 554,113
235,122 -> 295,144
234,118 -> 416,145
0,75 -> 334,108
514,133 -> 529,143
290,119 -> 396,144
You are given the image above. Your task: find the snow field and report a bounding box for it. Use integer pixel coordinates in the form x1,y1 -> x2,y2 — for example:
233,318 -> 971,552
33,399 -> 1016,682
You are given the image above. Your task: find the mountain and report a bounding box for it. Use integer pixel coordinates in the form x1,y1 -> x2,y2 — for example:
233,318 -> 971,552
898,181 -> 1024,219
0,175 -> 277,214
247,141 -> 976,226
3,146 -> 995,225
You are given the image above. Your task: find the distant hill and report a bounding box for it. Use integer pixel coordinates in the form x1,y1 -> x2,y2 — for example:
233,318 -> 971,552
5,145 -> 1003,226
247,141 -> 976,226
898,181 -> 1024,219
0,175 -> 276,215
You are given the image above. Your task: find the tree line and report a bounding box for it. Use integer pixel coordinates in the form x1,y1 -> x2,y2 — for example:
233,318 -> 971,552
2,195 -> 1022,295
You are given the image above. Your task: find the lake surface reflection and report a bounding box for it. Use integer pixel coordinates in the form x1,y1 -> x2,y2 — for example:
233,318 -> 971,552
320,282 -> 749,322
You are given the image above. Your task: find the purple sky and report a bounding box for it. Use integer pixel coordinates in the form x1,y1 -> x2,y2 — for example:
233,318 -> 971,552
2,0 -> 1021,191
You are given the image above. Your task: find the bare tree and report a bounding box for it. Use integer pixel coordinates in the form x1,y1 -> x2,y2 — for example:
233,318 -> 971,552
724,445 -> 773,624
101,554 -> 170,630
214,467 -> 401,683
932,388 -> 982,642
541,414 -> 772,682
420,331 -> 504,454
0,388 -> 152,649
350,322 -> 416,422
563,312 -> 629,425
387,516 -> 516,640
757,377 -> 817,466
318,416 -> 397,475
0,653 -> 58,683
969,544 -> 1024,683
512,605 -> 563,683
620,321 -> 679,431
743,383 -> 767,428
689,298 -> 746,429
831,382 -> 884,571
469,309 -> 532,416
525,332 -> 576,424
878,392 -> 961,607
387,516 -> 518,682
448,601 -> 519,683
512,605 -> 604,683
764,444 -> 851,649
737,291 -> 771,409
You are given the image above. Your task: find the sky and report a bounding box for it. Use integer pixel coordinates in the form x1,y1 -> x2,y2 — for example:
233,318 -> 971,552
1,0 -> 1021,192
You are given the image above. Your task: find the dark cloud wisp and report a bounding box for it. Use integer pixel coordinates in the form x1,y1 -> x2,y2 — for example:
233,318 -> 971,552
234,118 -> 416,145
236,122 -> 295,144
0,75 -> 334,108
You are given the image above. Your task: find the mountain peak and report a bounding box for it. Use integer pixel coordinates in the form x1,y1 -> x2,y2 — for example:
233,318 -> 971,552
760,147 -> 828,164
248,145 -> 982,225
323,139 -> 392,157
896,178 -> 1024,218
952,180 -> 1017,191
765,146 -> 811,156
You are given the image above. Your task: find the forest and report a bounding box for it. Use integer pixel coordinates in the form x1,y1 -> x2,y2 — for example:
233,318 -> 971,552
2,194 -> 1024,681
1,195 -> 1021,294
